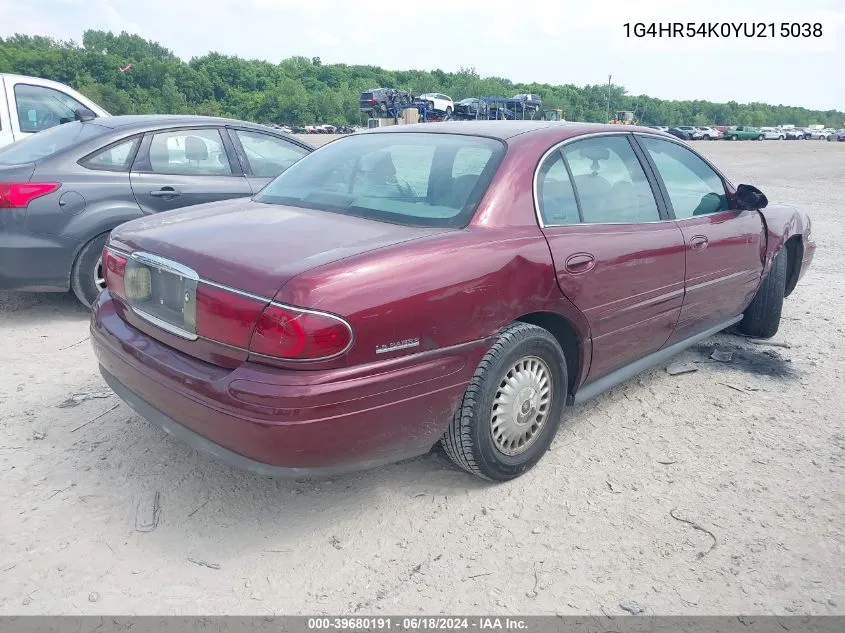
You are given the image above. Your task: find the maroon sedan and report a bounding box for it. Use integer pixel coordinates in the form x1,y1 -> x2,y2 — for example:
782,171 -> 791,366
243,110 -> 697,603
91,121 -> 815,481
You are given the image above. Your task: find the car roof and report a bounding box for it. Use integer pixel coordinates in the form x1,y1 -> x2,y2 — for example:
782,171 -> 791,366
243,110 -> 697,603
87,114 -> 284,133
362,120 -> 662,141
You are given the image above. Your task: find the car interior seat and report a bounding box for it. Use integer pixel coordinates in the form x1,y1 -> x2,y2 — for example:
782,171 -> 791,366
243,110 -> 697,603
184,136 -> 209,168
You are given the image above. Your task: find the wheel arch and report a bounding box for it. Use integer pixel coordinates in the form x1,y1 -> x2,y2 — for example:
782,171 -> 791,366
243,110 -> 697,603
514,311 -> 585,397
783,235 -> 804,298
757,204 -> 809,283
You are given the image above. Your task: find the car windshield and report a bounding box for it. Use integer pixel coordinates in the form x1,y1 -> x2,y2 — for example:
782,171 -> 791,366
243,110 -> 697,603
254,132 -> 506,228
0,121 -> 106,164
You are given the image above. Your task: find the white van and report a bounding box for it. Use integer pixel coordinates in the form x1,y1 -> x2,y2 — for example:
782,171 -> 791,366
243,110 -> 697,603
0,74 -> 110,148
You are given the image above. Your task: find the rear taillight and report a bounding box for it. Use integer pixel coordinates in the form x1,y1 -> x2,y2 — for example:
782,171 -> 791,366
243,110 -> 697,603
250,303 -> 353,361
195,285 -> 265,349
102,254 -> 353,361
0,183 -> 60,208
102,248 -> 127,298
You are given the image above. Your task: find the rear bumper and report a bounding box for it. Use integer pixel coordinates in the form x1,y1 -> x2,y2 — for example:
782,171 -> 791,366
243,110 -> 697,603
91,291 -> 487,477
0,214 -> 76,291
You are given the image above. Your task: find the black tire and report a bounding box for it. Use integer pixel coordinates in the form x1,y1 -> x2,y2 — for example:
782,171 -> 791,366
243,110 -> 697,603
445,106 -> 453,119
441,323 -> 567,481
376,102 -> 387,116
739,247 -> 787,338
758,134 -> 765,140
70,233 -> 110,309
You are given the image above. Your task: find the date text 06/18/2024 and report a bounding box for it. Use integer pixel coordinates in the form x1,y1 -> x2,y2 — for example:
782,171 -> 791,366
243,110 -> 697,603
306,617 -> 529,631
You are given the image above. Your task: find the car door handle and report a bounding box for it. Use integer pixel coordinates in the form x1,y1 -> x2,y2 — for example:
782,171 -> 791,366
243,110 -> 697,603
690,235 -> 709,251
565,253 -> 596,274
149,187 -> 181,197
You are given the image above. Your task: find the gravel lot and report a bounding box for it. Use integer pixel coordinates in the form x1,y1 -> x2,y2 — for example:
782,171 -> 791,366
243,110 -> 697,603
0,138 -> 843,616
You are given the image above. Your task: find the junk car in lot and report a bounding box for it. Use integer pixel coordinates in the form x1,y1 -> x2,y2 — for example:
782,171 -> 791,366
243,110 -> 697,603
0,115 -> 312,307
91,121 -> 815,481
724,126 -> 764,140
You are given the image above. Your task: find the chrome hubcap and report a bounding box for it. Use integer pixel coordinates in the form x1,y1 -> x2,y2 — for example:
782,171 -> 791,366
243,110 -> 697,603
490,356 -> 552,456
94,256 -> 106,291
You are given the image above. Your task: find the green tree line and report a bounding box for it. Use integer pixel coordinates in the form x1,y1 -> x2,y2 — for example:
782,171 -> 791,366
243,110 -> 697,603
1,31 -> 842,128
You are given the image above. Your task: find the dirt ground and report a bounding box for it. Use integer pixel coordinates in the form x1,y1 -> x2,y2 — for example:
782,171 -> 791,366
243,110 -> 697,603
0,138 -> 843,616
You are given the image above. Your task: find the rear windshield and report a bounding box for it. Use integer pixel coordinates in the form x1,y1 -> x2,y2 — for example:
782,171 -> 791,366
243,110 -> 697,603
0,121 -> 106,164
254,132 -> 506,228
360,93 -> 374,99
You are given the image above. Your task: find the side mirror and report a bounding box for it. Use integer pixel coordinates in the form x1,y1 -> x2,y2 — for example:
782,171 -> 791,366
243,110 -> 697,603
735,183 -> 768,210
74,107 -> 97,122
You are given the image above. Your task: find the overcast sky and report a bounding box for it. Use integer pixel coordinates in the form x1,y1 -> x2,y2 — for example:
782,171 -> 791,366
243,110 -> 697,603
2,0 -> 843,110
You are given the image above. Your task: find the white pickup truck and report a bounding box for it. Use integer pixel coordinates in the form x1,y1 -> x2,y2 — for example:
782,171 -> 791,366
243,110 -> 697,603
0,73 -> 109,148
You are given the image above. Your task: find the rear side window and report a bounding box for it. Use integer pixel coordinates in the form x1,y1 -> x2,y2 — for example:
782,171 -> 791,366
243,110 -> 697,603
81,136 -> 140,171
563,136 -> 660,224
0,121 -> 105,164
537,153 -> 579,225
145,128 -> 233,176
254,132 -> 505,228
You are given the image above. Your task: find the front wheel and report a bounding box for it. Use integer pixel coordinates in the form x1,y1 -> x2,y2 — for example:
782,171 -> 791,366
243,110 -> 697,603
739,247 -> 787,338
70,233 -> 110,309
445,106 -> 453,119
758,135 -> 765,140
441,323 -> 567,481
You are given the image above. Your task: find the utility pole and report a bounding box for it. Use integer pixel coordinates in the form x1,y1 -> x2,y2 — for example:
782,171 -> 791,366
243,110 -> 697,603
606,75 -> 612,122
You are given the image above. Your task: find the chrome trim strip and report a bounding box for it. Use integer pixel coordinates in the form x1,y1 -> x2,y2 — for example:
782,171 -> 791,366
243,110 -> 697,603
200,279 -> 269,303
132,308 -> 199,341
130,251 -> 200,281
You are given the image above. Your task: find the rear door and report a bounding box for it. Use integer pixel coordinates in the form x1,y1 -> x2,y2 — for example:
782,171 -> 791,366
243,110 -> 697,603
227,127 -> 311,193
129,127 -> 252,214
537,133 -> 686,381
634,134 -> 765,345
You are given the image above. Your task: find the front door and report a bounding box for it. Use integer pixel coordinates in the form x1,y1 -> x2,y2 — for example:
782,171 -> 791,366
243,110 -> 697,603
635,135 -> 765,345
129,127 -> 252,214
537,134 -> 686,381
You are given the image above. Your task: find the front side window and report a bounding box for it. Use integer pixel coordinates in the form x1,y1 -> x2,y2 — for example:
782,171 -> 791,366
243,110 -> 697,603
14,84 -> 86,133
254,132 -> 505,228
563,136 -> 660,224
234,129 -> 309,178
639,137 -> 729,219
146,128 -> 233,176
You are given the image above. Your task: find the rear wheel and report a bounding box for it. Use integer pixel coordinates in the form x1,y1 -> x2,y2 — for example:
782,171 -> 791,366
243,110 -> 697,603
758,134 -> 765,140
445,106 -> 453,119
739,247 -> 787,338
70,233 -> 110,309
441,323 -> 567,481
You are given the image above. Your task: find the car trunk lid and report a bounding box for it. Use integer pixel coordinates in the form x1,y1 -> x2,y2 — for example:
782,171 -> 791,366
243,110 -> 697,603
111,198 -> 447,299
106,198 -> 449,362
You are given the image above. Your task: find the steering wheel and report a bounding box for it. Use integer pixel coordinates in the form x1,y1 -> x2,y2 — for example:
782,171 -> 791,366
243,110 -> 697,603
37,111 -> 58,130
